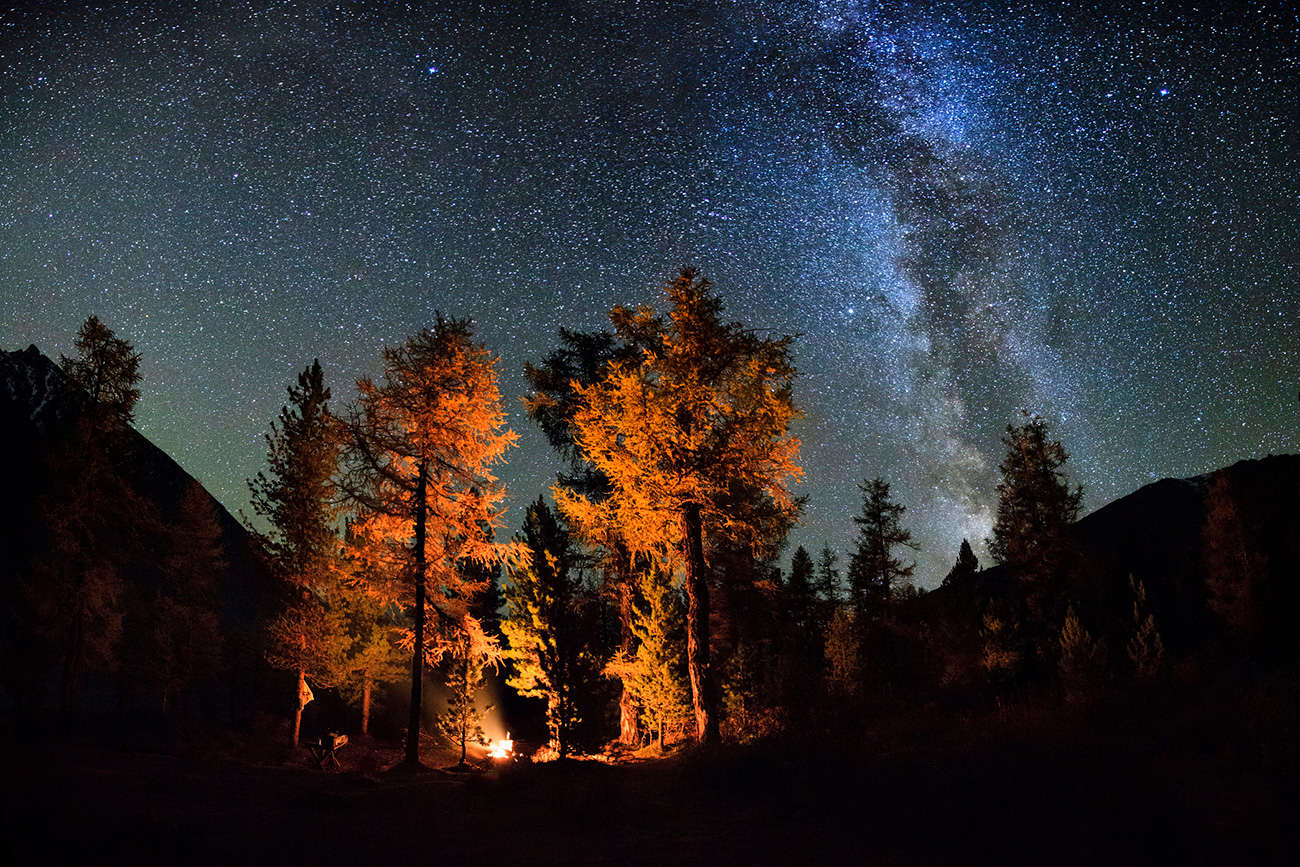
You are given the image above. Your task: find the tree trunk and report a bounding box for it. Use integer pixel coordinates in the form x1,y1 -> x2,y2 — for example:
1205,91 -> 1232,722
616,547 -> 640,746
404,460 -> 428,766
361,674 -> 371,735
293,668 -> 305,748
59,607 -> 85,727
681,502 -> 718,746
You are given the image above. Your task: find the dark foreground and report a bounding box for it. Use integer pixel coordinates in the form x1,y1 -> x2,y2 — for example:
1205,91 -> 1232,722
3,689 -> 1297,866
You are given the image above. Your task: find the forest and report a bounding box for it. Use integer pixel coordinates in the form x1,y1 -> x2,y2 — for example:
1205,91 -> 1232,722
2,269 -> 1298,864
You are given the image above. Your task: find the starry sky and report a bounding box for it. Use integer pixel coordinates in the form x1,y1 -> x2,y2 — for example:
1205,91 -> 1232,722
2,0 -> 1297,586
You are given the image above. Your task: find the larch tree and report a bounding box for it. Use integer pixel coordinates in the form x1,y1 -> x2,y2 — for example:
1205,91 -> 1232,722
558,268 -> 802,747
603,562 -> 690,750
847,478 -> 917,620
340,316 -> 516,767
60,314 -> 142,428
249,360 -> 349,747
39,316 -> 145,717
501,497 -> 602,758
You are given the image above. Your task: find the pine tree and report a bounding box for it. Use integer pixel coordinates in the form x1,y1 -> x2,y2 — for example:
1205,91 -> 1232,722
988,413 -> 1082,581
987,413 -> 1083,677
336,586 -> 404,736
942,539 -> 980,588
786,545 -> 816,636
846,479 -> 916,620
249,360 -> 349,746
559,269 -> 802,747
501,497 -> 601,758
340,317 -> 516,766
37,317 -> 146,718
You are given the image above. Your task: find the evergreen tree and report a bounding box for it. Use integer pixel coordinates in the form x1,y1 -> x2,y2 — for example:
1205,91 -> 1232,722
986,413 -> 1083,680
786,545 -> 816,636
340,317 -> 515,766
942,539 -> 980,588
846,479 -> 916,620
559,269 -> 802,747
1058,605 -> 1105,704
249,360 -> 349,746
814,546 -> 843,607
603,563 -> 690,750
988,413 -> 1082,583
36,317 -> 146,718
436,631 -> 492,767
524,326 -> 646,746
337,587 -> 404,736
501,497 -> 602,758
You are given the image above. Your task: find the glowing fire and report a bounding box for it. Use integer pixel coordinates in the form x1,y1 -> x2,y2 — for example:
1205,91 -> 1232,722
487,733 -> 513,760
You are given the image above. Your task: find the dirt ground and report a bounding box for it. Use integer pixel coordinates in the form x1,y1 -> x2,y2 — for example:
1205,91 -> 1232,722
3,697 -> 1296,866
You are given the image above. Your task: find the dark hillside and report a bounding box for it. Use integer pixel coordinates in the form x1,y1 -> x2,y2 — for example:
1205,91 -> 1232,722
0,345 -> 276,719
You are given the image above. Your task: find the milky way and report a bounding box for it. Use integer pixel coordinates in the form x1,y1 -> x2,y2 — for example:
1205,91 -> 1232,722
2,1 -> 1297,584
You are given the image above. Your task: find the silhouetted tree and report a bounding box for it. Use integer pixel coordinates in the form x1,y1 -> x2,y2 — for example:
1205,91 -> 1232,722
249,360 -> 349,747
60,315 -> 141,428
942,539 -> 980,588
847,479 -> 916,620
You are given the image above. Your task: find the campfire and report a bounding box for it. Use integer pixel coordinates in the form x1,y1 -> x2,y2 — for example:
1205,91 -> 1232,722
486,733 -> 514,760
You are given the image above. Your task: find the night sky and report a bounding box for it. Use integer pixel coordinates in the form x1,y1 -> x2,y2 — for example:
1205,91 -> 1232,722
2,1 -> 1296,586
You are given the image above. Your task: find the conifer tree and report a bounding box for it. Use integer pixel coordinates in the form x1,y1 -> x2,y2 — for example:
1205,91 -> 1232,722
986,413 -> 1082,679
524,327 -> 646,745
847,478 -> 916,620
786,545 -> 816,636
1058,605 -> 1105,704
38,317 -> 146,718
942,539 -> 980,588
988,413 -> 1082,585
437,631 -> 492,767
1126,576 -> 1165,681
559,269 -> 802,747
340,317 -> 516,766
823,607 -> 861,700
249,360 -> 349,746
501,497 -> 601,758
603,563 -> 690,750
60,315 -> 141,428
337,587 -> 404,735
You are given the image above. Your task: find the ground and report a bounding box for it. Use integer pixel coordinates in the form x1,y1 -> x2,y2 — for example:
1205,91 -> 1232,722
3,686 -> 1297,865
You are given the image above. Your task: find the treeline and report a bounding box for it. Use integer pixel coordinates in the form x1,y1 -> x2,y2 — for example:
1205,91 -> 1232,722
3,269 -> 1293,760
